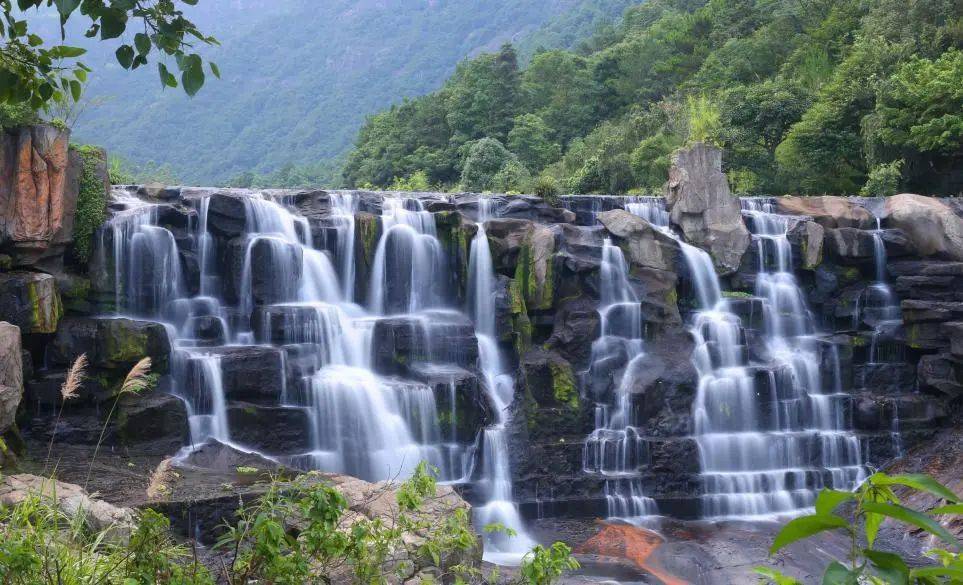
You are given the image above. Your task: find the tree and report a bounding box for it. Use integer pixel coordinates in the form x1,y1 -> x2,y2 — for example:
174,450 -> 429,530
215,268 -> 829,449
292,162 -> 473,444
1,0 -> 218,110
507,113 -> 561,172
460,137 -> 514,192
446,44 -> 520,145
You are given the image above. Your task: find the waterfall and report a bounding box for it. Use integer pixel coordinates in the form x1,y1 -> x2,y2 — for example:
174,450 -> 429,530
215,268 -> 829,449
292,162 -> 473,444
618,196 -> 864,519
468,196 -> 536,564
705,198 -> 865,518
101,189 -> 477,488
369,196 -> 445,315
582,238 -> 657,520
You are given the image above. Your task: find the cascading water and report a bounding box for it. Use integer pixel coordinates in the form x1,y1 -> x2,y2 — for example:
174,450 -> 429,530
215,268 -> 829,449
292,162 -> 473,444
707,198 -> 865,518
101,188 -> 481,487
468,196 -> 536,563
581,237 -> 657,520
620,196 -> 865,519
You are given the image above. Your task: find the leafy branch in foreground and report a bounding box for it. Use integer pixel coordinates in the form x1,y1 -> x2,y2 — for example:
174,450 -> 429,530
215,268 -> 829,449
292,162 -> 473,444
1,0 -> 218,109
756,472 -> 963,584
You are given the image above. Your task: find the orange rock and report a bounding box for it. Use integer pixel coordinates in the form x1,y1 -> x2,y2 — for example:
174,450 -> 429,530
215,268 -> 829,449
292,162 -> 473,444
6,125 -> 70,244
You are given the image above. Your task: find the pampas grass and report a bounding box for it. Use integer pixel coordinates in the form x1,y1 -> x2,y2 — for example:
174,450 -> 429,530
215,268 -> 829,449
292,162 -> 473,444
44,354 -> 87,473
84,357 -> 152,491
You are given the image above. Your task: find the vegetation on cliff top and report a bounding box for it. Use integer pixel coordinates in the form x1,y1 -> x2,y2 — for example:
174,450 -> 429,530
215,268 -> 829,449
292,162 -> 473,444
344,0 -> 963,196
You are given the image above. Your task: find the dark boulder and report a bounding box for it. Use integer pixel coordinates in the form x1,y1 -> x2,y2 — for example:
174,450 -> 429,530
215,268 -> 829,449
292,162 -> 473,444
226,403 -> 313,454
183,346 -> 284,405
49,317 -> 171,370
371,311 -> 478,376
409,364 -> 492,443
206,193 -> 248,239
116,390 -> 189,452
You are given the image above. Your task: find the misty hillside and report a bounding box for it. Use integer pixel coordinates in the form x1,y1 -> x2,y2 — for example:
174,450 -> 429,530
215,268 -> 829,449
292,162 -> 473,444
61,0 -> 632,184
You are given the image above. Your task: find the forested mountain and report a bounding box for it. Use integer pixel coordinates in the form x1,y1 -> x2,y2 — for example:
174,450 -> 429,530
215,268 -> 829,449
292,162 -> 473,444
54,0 -> 630,185
344,0 -> 963,196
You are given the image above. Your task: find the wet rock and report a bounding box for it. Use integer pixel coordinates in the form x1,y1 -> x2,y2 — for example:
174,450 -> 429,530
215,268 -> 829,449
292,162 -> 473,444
0,322 -> 22,434
177,439 -> 282,474
116,390 -> 189,452
786,218 -> 823,270
901,300 -> 963,350
191,346 -> 285,404
226,403 -> 313,454
546,298 -> 601,369
225,236 -> 303,306
206,193 -> 248,238
917,353 -> 963,397
49,317 -> 171,370
0,474 -> 134,544
777,195 -> 875,229
825,227 -> 876,261
353,212 -> 381,304
409,364 -> 492,443
885,193 -> 963,260
517,348 -> 592,441
596,210 -> 682,325
183,315 -> 226,346
663,143 -> 750,274
0,271 -> 62,333
371,311 -> 478,376
890,260 -> 963,301
946,322 -> 963,359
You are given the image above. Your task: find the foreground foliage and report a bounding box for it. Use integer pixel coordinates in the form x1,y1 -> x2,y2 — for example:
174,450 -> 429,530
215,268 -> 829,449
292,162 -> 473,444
344,0 -> 962,195
0,462 -> 579,584
757,472 -> 963,584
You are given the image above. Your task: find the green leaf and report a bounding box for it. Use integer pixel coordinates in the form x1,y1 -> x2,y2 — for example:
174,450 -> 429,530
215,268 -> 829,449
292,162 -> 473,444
74,68 -> 87,83
115,45 -> 134,69
770,514 -> 850,554
865,511 -> 884,549
931,504 -> 963,515
821,562 -> 859,585
134,33 -> 151,55
99,10 -> 127,40
815,490 -> 855,515
209,61 -> 220,79
53,0 -> 80,16
69,79 -> 82,101
51,45 -> 87,58
862,502 -> 961,549
181,62 -> 205,97
863,549 -> 909,585
754,567 -> 803,585
157,63 -> 177,88
910,566 -> 963,580
869,473 -> 961,503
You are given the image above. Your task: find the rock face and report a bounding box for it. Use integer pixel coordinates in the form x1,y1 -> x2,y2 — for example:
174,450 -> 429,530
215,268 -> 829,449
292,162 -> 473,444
777,196 -> 874,229
663,143 -> 749,274
0,322 -> 22,437
0,474 -> 135,544
0,126 -> 71,245
885,194 -> 963,261
0,271 -> 62,333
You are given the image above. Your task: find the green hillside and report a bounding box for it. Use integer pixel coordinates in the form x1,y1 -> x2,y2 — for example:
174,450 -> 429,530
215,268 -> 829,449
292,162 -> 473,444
344,0 -> 963,196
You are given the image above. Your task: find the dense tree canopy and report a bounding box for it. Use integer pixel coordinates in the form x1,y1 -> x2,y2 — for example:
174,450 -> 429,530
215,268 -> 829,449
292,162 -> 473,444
344,0 -> 963,195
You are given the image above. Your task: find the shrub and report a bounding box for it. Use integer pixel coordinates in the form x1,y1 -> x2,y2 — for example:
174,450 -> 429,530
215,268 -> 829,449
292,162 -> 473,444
72,145 -> 109,264
520,542 -> 581,585
0,492 -> 213,584
756,471 -> 963,584
685,94 -> 723,146
0,102 -> 38,131
492,159 -> 533,193
461,138 -> 514,192
534,174 -> 561,203
388,170 -> 432,191
860,159 -> 904,196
